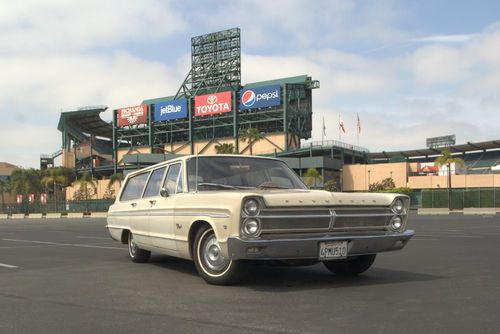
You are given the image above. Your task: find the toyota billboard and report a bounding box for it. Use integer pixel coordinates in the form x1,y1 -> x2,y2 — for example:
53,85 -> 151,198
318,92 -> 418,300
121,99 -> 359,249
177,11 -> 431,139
240,84 -> 281,110
194,91 -> 232,117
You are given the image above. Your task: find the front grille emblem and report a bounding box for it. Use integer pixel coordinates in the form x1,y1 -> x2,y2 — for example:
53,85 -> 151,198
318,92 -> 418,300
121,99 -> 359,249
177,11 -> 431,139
329,209 -> 336,229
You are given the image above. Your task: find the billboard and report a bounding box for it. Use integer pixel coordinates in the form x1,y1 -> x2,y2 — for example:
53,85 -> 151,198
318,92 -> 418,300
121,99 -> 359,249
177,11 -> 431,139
240,84 -> 281,110
194,91 -> 232,117
154,99 -> 188,122
118,105 -> 148,127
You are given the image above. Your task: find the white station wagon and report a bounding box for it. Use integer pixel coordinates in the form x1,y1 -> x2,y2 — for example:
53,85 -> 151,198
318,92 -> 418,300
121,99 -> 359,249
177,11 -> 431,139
107,155 -> 414,285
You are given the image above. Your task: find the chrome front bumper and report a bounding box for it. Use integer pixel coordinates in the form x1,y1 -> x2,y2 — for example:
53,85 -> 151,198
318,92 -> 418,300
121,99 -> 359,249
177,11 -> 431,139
227,230 -> 415,260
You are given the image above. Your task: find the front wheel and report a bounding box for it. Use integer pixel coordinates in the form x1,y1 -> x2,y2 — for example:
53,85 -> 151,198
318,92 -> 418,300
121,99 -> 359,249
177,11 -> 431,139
128,232 -> 151,263
193,225 -> 246,285
323,254 -> 376,276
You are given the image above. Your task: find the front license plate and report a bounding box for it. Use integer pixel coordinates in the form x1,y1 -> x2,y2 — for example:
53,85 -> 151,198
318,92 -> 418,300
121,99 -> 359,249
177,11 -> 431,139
319,241 -> 348,260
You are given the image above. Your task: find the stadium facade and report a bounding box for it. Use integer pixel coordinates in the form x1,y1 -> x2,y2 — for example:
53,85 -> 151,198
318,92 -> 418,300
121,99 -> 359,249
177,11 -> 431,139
42,28 -> 500,205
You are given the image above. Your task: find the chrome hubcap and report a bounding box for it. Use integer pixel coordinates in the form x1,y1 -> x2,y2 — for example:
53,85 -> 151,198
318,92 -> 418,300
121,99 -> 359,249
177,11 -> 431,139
202,233 -> 229,272
129,234 -> 137,256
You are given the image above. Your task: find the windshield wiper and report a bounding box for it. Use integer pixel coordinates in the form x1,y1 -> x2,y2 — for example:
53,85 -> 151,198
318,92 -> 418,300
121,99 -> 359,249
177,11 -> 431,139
257,182 -> 288,189
197,182 -> 238,190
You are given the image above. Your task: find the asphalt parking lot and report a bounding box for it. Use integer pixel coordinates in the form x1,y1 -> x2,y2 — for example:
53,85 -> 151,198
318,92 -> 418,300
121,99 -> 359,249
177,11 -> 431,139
0,215 -> 499,334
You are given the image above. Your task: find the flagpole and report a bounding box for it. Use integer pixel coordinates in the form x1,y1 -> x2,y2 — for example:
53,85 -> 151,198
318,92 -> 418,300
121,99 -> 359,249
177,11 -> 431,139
338,114 -> 341,142
321,117 -> 324,146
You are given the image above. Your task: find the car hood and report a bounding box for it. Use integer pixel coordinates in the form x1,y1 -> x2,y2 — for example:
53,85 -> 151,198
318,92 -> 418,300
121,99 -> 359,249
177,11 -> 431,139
255,189 -> 402,207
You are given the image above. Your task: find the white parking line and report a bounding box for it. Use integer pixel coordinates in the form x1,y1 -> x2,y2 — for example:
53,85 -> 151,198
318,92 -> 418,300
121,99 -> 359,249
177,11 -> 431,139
2,238 -> 124,250
76,236 -> 112,240
0,263 -> 18,269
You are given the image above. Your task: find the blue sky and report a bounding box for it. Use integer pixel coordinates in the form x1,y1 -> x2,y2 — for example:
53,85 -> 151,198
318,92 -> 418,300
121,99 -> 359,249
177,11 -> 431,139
1,0 -> 500,167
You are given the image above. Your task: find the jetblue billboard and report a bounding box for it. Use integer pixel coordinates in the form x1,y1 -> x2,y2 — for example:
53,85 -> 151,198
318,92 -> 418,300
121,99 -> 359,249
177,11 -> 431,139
240,84 -> 281,110
154,99 -> 188,122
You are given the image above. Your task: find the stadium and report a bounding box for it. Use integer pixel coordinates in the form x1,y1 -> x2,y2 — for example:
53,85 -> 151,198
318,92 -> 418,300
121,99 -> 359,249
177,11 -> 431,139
41,28 -> 500,210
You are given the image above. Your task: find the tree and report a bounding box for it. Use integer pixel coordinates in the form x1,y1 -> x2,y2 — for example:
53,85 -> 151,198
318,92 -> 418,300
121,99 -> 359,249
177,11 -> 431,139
105,173 -> 124,199
214,143 -> 236,154
0,178 -> 10,210
303,168 -> 323,188
73,172 -> 97,202
41,168 -> 68,205
434,149 -> 464,210
9,168 -> 42,199
240,128 -> 263,155
323,180 -> 338,192
369,177 -> 396,192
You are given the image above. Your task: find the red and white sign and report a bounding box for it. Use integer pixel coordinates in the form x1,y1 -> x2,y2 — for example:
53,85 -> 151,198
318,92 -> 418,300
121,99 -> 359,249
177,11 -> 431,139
16,194 -> 22,204
40,193 -> 47,204
28,193 -> 35,203
117,105 -> 148,127
194,91 -> 232,117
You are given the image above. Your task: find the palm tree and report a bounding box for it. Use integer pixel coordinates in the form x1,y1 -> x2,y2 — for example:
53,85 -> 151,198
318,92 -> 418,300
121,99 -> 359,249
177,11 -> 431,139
41,168 -> 68,206
75,172 -> 97,201
9,168 -> 42,199
240,128 -> 263,155
107,172 -> 124,192
0,178 -> 9,211
435,149 -> 464,210
303,168 -> 323,188
214,143 -> 236,154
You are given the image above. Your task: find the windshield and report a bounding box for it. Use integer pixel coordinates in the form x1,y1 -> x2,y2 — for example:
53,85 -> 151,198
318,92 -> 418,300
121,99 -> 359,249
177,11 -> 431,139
187,156 -> 307,191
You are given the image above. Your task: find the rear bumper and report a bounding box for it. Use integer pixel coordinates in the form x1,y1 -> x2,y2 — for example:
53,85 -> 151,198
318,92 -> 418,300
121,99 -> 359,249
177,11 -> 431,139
227,230 -> 414,260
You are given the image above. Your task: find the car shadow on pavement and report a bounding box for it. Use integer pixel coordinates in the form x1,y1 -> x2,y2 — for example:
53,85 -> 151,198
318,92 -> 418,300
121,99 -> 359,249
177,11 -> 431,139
244,263 -> 444,292
148,255 -> 443,290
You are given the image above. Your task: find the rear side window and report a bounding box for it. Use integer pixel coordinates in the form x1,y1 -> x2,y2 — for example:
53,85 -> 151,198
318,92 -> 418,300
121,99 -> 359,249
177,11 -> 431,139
120,172 -> 150,201
163,164 -> 182,195
143,167 -> 166,198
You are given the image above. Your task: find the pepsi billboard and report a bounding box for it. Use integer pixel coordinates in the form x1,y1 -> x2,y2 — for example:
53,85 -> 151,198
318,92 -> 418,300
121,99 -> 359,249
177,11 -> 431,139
240,84 -> 281,110
154,99 -> 188,122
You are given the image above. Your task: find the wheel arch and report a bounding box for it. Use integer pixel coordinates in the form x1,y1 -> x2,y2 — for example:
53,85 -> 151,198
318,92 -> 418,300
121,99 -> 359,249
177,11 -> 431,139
188,220 -> 212,259
121,229 -> 130,244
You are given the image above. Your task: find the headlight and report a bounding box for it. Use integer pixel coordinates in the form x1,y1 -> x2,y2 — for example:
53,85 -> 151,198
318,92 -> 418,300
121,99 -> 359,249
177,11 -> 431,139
391,198 -> 405,214
390,216 -> 403,231
241,218 -> 260,237
243,198 -> 260,216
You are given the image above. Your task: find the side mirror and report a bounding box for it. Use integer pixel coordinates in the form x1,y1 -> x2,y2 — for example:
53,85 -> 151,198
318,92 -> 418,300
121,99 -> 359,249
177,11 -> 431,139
160,187 -> 169,198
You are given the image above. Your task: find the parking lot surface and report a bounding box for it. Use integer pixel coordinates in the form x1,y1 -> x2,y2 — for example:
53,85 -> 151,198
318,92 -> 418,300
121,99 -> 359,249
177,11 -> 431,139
0,215 -> 499,333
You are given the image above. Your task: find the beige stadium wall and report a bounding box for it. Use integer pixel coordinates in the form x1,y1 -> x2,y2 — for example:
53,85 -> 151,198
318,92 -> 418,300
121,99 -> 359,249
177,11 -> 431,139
117,147 -> 151,164
344,162 -> 500,191
239,133 -> 286,155
61,150 -> 75,168
342,162 -> 408,191
66,180 -> 121,200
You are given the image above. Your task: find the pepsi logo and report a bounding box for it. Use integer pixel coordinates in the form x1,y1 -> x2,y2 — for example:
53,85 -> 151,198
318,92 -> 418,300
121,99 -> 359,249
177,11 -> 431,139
241,90 -> 256,107
207,95 -> 218,104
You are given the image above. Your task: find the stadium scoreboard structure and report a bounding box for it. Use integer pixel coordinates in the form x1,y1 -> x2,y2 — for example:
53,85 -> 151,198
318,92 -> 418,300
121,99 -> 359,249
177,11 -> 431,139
112,28 -> 318,173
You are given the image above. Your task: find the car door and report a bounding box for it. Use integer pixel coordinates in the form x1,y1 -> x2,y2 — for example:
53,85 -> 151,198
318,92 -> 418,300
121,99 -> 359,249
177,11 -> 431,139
150,163 -> 182,251
122,171 -> 152,246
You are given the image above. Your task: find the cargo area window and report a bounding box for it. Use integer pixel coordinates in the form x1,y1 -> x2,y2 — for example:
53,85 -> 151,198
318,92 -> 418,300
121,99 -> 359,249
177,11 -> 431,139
120,172 -> 151,201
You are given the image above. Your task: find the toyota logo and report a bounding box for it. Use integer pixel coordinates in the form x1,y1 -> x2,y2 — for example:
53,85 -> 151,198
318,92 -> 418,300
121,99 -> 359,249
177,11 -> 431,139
207,95 -> 218,104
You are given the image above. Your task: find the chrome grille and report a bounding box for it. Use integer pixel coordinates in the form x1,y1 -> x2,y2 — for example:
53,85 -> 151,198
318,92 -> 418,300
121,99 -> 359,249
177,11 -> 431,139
257,206 -> 393,234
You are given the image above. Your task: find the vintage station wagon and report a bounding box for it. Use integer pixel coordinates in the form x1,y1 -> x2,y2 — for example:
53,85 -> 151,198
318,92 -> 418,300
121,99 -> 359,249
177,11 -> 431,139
107,155 -> 414,285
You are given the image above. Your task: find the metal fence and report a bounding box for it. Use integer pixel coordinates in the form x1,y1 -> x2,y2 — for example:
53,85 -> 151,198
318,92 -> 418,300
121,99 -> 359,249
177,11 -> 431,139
421,188 -> 500,209
1,199 -> 114,214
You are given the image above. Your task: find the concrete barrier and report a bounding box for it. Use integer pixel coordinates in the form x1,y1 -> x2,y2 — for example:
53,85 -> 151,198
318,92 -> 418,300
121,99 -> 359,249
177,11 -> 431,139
0,214 -> 9,219
11,213 -> 25,219
417,208 -> 450,215
67,212 -> 84,218
28,213 -> 43,219
89,212 -> 107,218
45,213 -> 62,219
463,208 -> 497,215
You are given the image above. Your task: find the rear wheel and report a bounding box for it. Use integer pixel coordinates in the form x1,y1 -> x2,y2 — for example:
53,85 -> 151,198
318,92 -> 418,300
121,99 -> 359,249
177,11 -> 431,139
128,232 -> 151,263
323,254 -> 376,276
193,225 -> 246,285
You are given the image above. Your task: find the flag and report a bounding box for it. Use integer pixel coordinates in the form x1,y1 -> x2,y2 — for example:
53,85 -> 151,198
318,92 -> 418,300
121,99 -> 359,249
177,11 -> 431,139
322,117 -> 326,136
339,115 -> 346,134
357,113 -> 361,134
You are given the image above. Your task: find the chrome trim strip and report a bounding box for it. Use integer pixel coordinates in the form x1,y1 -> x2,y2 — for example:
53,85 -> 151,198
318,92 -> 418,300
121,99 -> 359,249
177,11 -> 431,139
107,211 -> 229,219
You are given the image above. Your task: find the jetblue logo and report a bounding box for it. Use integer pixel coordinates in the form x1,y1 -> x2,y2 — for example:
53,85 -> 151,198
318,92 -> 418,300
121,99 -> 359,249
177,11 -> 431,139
240,84 -> 281,110
154,99 -> 187,122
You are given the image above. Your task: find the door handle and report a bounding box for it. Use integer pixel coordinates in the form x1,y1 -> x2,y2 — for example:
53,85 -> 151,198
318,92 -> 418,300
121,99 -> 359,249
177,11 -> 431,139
130,203 -> 137,207
149,200 -> 156,205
